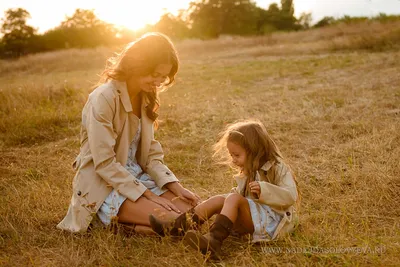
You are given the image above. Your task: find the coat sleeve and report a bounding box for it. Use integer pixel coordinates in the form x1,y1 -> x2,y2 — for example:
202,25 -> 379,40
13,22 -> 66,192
145,138 -> 179,189
87,92 -> 147,202
258,163 -> 298,209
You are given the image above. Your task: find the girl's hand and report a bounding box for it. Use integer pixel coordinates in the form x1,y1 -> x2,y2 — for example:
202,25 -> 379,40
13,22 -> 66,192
166,182 -> 201,206
249,181 -> 261,199
143,189 -> 181,213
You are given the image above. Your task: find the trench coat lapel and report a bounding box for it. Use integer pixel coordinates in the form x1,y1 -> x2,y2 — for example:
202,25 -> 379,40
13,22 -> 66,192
138,96 -> 152,168
113,80 -> 139,165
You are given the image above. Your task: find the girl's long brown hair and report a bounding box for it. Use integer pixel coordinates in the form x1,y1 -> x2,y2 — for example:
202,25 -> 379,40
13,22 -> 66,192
96,32 -> 179,122
213,120 -> 285,197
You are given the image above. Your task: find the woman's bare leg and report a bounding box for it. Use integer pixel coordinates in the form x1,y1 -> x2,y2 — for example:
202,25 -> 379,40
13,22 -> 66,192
160,191 -> 194,213
116,189 -> 203,235
117,196 -> 179,226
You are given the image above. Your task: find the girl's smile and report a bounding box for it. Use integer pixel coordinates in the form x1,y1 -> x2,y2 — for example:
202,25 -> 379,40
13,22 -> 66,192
227,141 -> 247,168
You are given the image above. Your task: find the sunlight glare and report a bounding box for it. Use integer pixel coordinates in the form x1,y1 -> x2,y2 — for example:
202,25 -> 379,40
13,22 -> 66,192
95,1 -> 165,30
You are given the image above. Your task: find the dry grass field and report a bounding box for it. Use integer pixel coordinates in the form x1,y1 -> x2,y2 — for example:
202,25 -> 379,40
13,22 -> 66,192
1,21 -> 399,266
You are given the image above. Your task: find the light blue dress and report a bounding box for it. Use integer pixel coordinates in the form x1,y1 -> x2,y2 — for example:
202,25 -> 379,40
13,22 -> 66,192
247,199 -> 282,242
97,120 -> 167,225
246,174 -> 282,242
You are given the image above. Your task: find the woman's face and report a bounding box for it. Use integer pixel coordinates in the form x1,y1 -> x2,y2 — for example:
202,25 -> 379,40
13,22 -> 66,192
137,64 -> 172,92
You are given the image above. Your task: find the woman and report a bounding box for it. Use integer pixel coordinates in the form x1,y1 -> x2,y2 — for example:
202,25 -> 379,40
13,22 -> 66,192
57,32 -> 200,233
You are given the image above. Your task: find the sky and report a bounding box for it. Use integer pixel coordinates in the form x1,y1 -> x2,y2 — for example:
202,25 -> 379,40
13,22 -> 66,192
0,0 -> 399,33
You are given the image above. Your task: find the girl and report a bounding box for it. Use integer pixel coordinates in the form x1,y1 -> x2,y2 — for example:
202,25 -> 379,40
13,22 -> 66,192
150,119 -> 299,257
57,32 -> 200,234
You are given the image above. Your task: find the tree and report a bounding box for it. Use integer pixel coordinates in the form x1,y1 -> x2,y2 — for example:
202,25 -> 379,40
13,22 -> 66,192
258,0 -> 299,33
188,0 -> 260,39
154,11 -> 190,40
314,16 -> 335,28
298,12 -> 312,29
259,3 -> 281,33
188,0 -> 224,38
41,9 -> 116,49
60,8 -> 111,29
278,0 -> 297,30
0,8 -> 37,57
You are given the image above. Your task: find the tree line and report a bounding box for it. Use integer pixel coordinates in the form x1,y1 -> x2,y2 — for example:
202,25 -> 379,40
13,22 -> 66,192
1,0 -> 399,58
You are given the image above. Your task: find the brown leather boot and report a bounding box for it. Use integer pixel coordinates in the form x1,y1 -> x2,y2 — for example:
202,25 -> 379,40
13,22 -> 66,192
149,208 -> 204,236
184,214 -> 233,257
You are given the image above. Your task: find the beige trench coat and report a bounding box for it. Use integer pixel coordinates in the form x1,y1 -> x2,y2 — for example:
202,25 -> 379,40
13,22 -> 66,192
232,159 -> 299,242
57,80 -> 179,232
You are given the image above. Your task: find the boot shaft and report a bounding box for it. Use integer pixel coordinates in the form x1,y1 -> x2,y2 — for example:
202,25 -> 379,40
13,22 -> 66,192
184,214 -> 234,258
209,214 -> 233,241
149,208 -> 204,236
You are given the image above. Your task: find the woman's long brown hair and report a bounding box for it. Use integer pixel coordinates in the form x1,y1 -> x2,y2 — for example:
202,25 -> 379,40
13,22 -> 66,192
96,32 -> 179,122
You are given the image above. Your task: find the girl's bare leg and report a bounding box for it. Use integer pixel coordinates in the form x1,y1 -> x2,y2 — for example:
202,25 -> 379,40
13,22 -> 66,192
160,192 -> 227,222
219,193 -> 254,234
193,195 -> 226,221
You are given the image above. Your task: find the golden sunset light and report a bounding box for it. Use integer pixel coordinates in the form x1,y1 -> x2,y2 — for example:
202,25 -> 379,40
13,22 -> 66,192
91,1 -> 180,31
1,0 -> 400,264
1,0 -> 400,33
0,0 -> 193,32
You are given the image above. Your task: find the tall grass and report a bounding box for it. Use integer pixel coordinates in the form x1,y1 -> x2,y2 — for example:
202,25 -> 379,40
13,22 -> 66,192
0,79 -> 85,146
0,21 -> 399,266
0,47 -> 114,147
178,20 -> 400,57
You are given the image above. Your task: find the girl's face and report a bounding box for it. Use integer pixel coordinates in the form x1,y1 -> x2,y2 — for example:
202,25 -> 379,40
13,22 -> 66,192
227,141 -> 247,169
137,64 -> 172,92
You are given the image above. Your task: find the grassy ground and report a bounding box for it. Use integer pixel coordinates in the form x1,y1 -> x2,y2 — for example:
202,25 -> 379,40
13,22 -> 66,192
1,22 -> 399,266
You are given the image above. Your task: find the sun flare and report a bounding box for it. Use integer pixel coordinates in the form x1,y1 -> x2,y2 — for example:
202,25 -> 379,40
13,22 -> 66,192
95,1 -> 166,30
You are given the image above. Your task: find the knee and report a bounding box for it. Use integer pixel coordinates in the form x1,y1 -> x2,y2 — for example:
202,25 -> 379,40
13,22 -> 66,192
225,193 -> 246,205
209,195 -> 226,205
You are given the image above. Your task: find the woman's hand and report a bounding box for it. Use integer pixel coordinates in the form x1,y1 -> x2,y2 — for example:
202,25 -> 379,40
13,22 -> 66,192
249,181 -> 261,199
143,189 -> 181,213
166,182 -> 201,206
178,187 -> 202,206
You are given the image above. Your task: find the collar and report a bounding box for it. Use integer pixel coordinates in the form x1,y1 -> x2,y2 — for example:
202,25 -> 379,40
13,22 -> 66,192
234,159 -> 278,180
260,159 -> 279,172
112,80 -> 132,113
